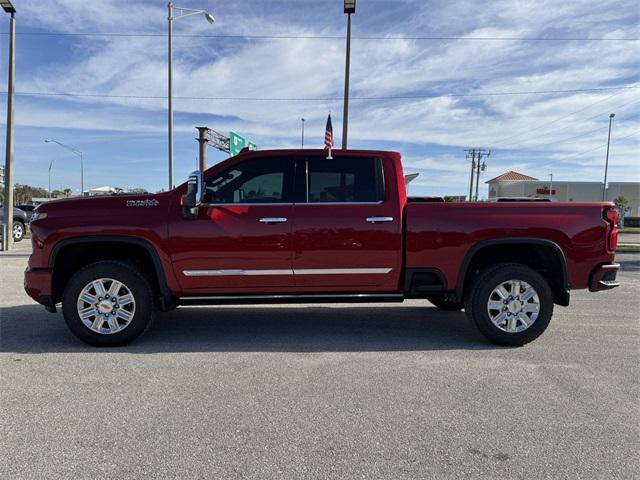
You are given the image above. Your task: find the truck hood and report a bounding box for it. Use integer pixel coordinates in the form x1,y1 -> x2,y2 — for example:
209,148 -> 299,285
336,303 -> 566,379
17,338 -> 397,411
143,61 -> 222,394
38,192 -> 174,217
38,192 -> 172,215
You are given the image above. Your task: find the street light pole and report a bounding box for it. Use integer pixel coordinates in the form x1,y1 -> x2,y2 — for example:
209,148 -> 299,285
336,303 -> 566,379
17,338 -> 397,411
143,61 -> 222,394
301,118 -> 305,148
602,113 -> 615,201
549,173 -> 553,200
44,140 -> 84,195
48,160 -> 53,198
167,2 -> 215,190
342,0 -> 356,150
168,2 -> 174,191
2,0 -> 16,251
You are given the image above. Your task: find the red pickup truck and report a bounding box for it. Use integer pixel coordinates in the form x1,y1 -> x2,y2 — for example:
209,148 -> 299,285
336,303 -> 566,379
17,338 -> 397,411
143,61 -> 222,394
25,149 -> 620,347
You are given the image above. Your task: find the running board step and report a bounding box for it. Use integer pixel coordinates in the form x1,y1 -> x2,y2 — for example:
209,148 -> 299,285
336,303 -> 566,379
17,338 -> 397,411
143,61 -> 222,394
178,293 -> 405,306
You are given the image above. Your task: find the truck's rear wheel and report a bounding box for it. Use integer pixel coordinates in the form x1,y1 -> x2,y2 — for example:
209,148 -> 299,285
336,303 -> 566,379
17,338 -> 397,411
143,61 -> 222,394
465,263 -> 553,346
62,261 -> 155,347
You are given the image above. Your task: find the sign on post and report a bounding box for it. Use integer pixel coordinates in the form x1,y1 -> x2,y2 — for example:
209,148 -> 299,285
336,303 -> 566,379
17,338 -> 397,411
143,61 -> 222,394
229,131 -> 258,157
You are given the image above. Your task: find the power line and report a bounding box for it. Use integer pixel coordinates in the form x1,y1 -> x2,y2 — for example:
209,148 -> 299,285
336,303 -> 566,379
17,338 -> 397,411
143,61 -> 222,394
529,130 -> 640,168
490,88 -> 632,148
1,31 -> 638,41
2,85 -> 638,102
494,100 -> 640,150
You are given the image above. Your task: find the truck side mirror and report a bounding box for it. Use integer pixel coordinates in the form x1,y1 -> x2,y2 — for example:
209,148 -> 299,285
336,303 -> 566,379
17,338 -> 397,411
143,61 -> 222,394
181,170 -> 203,220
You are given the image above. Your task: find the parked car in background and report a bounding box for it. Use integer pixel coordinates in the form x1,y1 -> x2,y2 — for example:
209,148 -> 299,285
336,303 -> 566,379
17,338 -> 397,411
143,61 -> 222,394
16,204 -> 37,217
0,206 -> 29,242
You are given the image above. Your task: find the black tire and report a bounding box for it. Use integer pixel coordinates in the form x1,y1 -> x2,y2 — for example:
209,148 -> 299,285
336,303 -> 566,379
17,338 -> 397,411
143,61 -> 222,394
464,263 -> 554,346
427,295 -> 463,311
13,220 -> 25,242
62,260 -> 155,347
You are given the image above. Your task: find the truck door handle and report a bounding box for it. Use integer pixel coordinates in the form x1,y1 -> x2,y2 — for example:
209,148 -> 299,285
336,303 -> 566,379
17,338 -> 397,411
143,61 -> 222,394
366,217 -> 394,223
259,217 -> 288,224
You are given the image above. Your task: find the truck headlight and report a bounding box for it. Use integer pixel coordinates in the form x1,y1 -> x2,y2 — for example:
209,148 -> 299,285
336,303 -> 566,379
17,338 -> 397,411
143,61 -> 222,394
30,211 -> 48,222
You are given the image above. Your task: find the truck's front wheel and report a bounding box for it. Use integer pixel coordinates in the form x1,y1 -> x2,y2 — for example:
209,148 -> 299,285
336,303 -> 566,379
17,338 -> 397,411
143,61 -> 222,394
62,261 -> 155,347
465,263 -> 553,346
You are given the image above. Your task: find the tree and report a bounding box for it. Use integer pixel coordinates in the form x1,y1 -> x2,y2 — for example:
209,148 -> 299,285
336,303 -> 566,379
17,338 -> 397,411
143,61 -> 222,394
613,196 -> 630,226
13,184 -> 49,204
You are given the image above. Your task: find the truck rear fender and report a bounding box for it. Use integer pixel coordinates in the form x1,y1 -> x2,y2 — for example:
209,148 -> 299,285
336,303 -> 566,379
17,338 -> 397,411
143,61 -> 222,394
456,238 -> 570,306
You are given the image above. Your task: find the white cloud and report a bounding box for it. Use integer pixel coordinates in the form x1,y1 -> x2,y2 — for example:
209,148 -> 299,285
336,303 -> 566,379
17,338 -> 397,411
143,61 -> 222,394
1,0 -> 638,192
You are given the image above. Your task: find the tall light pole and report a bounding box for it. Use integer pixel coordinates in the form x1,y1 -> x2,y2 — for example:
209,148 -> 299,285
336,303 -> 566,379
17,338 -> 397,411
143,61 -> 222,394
548,173 -> 553,200
301,118 -> 305,148
2,0 -> 15,251
341,0 -> 356,150
44,140 -> 84,196
168,2 -> 215,190
602,113 -> 615,201
48,160 -> 54,198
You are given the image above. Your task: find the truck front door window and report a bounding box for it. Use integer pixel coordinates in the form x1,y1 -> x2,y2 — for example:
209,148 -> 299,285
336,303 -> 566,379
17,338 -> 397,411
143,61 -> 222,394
203,157 -> 292,204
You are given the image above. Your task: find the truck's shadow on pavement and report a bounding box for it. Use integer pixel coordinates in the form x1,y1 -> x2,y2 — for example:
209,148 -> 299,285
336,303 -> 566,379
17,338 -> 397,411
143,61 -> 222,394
0,304 -> 496,353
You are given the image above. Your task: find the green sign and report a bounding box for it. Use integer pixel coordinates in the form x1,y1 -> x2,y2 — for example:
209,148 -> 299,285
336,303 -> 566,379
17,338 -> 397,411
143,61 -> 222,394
229,131 -> 258,156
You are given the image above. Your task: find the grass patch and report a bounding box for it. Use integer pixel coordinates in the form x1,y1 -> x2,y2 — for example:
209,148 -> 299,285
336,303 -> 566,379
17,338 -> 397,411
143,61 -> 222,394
620,227 -> 640,234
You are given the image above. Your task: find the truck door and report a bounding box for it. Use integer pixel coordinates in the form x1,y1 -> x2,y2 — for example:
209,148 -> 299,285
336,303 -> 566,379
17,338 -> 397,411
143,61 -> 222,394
292,155 -> 402,291
169,155 -> 296,293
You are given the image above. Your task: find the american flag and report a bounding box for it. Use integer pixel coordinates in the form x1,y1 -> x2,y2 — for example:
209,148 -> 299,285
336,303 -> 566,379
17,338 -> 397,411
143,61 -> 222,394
324,114 -> 334,150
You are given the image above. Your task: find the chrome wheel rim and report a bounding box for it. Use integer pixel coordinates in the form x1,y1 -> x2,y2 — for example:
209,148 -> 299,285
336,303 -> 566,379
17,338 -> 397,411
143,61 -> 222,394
76,278 -> 136,335
13,223 -> 23,240
487,279 -> 540,333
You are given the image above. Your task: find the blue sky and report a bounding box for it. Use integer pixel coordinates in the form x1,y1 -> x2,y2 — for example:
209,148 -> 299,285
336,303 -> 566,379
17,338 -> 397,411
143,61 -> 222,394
0,0 -> 639,197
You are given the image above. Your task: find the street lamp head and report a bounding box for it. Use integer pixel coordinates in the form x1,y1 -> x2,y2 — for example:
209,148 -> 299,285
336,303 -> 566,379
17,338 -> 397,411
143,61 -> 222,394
204,11 -> 215,24
609,113 -> 615,119
44,139 -> 51,143
1,0 -> 16,13
344,0 -> 356,14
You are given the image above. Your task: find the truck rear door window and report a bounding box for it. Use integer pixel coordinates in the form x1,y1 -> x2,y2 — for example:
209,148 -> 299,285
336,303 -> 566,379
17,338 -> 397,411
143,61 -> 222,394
307,157 -> 383,203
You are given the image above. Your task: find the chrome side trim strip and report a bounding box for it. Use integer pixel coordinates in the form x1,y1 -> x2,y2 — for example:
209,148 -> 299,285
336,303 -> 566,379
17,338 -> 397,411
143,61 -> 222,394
182,268 -> 393,277
294,268 -> 392,275
183,269 -> 294,277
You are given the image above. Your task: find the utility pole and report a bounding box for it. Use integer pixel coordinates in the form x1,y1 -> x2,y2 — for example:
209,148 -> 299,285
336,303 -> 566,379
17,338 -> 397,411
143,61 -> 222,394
474,149 -> 490,201
2,1 -> 16,251
301,118 -> 305,149
196,127 -> 209,172
549,173 -> 553,200
466,149 -> 476,202
194,127 -> 231,173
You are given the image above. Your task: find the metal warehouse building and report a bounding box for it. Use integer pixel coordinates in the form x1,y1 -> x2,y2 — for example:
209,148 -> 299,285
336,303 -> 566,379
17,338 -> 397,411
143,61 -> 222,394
486,171 -> 640,217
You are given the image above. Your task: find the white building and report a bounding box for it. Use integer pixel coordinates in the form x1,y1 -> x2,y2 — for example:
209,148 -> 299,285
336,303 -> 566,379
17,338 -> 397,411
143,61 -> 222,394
85,186 -> 123,196
486,171 -> 640,216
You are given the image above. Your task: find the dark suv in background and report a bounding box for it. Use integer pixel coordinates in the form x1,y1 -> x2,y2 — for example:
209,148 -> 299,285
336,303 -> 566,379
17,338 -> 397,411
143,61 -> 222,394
0,206 -> 29,242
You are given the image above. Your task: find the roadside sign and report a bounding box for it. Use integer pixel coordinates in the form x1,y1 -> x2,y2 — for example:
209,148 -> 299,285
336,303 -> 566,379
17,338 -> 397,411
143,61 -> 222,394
229,131 -> 258,156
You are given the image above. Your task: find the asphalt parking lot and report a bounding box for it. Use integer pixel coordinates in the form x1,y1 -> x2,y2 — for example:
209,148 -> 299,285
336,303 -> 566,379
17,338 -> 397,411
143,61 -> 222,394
1,243 -> 639,479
